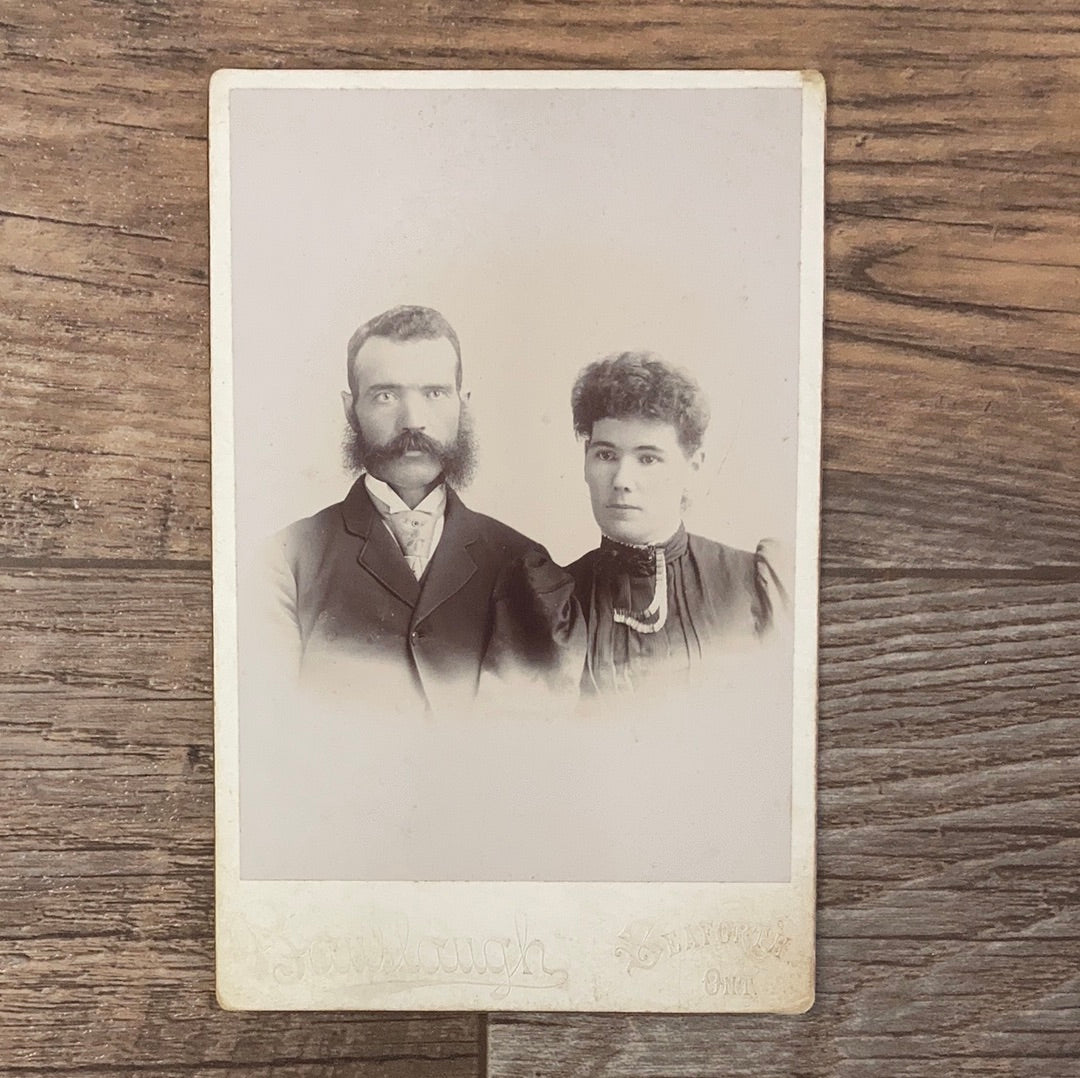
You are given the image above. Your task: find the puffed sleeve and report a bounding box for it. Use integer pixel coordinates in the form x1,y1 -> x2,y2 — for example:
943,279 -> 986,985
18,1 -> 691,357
479,548 -> 586,705
751,538 -> 792,637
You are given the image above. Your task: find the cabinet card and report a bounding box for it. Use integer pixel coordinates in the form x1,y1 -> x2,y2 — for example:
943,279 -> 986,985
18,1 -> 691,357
211,69 -> 823,1012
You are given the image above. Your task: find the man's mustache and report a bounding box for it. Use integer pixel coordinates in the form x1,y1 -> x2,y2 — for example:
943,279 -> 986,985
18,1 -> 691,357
369,428 -> 447,460
343,407 -> 477,489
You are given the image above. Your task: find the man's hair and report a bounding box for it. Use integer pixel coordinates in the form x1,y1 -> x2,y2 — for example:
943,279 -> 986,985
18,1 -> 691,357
571,351 -> 711,455
346,305 -> 463,395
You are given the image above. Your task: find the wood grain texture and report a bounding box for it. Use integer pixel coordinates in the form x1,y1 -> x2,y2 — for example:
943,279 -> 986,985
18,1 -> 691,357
1,1 -> 1078,566
3,571 -> 1076,1072
3,0 -> 1078,1074
0,569 -> 481,1076
489,575 -> 1080,1076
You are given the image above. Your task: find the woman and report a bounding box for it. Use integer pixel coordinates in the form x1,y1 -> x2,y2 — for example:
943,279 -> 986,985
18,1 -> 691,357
567,352 -> 786,696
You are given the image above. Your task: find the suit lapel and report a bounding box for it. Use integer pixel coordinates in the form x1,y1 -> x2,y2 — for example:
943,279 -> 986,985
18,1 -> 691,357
414,489 -> 480,624
340,478 -> 421,608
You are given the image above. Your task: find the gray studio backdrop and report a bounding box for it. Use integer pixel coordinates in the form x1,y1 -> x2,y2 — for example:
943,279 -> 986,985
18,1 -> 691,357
227,83 -> 803,882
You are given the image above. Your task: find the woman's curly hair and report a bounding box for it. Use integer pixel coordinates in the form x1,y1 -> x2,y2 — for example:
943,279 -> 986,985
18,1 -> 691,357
571,351 -> 711,455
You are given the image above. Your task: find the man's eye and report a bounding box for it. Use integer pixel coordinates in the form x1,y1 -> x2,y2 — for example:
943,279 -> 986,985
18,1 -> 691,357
595,449 -> 616,462
373,391 -> 396,403
426,388 -> 449,399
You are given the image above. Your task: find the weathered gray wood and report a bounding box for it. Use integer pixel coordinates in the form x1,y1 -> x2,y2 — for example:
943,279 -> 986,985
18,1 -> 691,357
0,569 -> 480,1075
3,0 -> 1079,1073
1,3 -> 1078,566
488,574 -> 1080,1074
3,570 -> 1077,1072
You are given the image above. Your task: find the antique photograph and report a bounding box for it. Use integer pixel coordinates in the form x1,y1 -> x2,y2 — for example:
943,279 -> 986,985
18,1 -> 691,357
211,69 -> 823,1011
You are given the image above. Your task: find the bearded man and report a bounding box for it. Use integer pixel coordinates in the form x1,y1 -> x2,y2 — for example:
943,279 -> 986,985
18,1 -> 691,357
267,305 -> 580,713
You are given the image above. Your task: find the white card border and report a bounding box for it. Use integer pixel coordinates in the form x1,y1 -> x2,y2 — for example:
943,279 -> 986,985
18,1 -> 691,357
210,68 -> 824,1012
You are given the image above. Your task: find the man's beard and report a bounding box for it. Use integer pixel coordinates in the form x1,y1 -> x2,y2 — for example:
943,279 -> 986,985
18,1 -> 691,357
342,406 -> 477,490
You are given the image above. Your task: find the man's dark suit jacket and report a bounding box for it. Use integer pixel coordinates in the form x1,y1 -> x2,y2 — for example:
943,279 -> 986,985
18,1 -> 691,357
268,478 -> 568,712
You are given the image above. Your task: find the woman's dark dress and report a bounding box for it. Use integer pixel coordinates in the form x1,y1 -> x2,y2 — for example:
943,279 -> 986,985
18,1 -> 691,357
566,525 -> 784,695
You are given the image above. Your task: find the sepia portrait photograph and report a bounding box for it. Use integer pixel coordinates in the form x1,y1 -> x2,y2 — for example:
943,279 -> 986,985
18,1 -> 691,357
211,69 -> 823,1011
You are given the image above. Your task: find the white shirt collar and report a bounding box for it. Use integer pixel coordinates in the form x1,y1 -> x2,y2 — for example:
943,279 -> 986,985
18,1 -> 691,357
364,473 -> 447,517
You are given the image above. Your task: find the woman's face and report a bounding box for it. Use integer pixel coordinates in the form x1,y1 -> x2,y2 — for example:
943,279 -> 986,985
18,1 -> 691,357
584,416 -> 702,546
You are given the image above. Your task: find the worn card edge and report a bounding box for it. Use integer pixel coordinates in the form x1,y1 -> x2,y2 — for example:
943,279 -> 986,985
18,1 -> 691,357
209,68 -> 825,1014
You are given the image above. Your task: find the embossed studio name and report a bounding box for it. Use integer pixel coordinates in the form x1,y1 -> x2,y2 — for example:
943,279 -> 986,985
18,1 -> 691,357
615,918 -> 790,974
241,916 -> 568,999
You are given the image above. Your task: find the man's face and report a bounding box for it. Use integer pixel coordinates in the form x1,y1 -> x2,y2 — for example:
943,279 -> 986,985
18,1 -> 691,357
584,416 -> 701,546
343,335 -> 462,492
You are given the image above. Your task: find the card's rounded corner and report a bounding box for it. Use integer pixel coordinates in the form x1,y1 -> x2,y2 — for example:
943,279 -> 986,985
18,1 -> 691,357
800,70 -> 826,107
209,68 -> 243,108
209,68 -> 237,90
214,975 -> 249,1013
779,976 -> 816,1015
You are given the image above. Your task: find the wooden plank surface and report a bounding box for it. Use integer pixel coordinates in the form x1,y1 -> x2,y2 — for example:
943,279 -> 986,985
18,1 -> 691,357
4,572 -> 1076,1073
489,574 -> 1080,1076
0,568 -> 481,1076
1,2 -> 1078,569
2,0 -> 1078,1075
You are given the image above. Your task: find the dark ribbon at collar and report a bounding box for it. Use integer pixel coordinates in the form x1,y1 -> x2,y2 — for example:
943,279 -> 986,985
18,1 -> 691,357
597,524 -> 689,578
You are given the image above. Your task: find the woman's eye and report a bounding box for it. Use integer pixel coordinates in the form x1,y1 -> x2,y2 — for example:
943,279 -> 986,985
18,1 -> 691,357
639,454 -> 658,465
